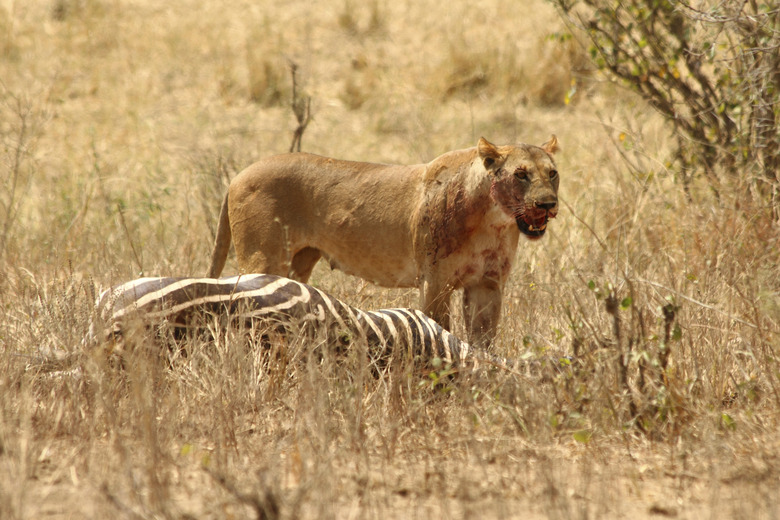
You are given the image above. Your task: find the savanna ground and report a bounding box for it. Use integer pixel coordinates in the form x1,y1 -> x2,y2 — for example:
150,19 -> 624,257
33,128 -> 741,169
1,0 -> 779,518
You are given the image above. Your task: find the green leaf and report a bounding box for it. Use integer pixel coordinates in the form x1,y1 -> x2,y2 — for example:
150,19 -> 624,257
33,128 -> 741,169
573,429 -> 593,443
587,280 -> 596,291
672,324 -> 682,341
721,413 -> 736,430
620,297 -> 633,310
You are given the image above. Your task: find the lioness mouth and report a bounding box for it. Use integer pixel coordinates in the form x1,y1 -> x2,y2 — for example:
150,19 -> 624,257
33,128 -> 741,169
516,213 -> 550,238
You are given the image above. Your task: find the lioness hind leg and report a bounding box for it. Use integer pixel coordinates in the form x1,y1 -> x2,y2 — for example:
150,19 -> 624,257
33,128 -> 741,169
290,247 -> 321,282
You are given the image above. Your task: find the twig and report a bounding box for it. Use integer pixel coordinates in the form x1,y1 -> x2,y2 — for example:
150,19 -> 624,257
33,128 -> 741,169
204,466 -> 280,520
101,483 -> 147,520
116,203 -> 143,274
288,61 -> 311,153
559,197 -> 609,253
636,277 -> 768,332
0,86 -> 46,258
660,303 -> 676,371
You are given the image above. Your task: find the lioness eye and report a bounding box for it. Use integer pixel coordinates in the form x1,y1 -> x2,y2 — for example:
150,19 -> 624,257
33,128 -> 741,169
549,169 -> 558,180
514,168 -> 528,179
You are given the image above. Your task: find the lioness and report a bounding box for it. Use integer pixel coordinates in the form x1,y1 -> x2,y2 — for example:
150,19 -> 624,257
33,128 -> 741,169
207,136 -> 559,347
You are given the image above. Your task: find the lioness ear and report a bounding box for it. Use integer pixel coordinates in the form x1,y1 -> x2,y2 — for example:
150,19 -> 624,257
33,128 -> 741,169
478,137 -> 502,170
541,134 -> 560,155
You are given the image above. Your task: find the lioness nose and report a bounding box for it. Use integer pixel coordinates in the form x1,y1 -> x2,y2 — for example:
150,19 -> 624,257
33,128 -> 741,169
536,200 -> 557,211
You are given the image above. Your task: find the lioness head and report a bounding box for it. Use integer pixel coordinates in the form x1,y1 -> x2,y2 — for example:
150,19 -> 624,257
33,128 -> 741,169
479,136 -> 559,239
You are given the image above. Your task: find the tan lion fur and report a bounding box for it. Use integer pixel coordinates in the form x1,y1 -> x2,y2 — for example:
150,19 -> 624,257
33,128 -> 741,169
208,137 -> 560,347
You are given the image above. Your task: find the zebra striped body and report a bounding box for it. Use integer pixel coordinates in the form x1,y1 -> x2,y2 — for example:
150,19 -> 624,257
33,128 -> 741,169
92,274 -> 489,368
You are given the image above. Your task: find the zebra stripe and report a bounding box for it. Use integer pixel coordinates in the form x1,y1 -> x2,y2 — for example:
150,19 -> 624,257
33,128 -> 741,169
355,308 -> 388,346
91,274 -> 514,370
150,282 -> 300,320
307,284 -> 350,331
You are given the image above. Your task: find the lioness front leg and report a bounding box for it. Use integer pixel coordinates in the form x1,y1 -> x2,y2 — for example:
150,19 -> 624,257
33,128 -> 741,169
421,280 -> 454,333
463,280 -> 502,349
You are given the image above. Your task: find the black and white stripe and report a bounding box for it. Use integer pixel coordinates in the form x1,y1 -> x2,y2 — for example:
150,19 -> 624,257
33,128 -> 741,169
90,274 -> 505,369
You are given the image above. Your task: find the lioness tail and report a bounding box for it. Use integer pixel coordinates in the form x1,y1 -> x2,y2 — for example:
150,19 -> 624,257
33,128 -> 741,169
207,192 -> 232,278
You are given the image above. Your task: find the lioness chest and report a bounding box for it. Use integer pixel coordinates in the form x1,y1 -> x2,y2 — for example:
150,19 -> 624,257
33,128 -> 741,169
427,199 -> 520,289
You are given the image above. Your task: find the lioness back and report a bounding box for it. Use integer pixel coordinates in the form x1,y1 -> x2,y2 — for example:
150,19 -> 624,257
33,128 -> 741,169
226,153 -> 425,286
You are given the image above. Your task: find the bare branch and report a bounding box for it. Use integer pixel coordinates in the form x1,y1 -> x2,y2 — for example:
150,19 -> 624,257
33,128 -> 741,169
288,61 -> 312,153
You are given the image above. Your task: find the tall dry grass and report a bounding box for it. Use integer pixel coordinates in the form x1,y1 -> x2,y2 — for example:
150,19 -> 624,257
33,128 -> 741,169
1,0 -> 779,518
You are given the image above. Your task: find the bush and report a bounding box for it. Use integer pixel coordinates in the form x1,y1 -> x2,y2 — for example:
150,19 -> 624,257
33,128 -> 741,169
550,0 -> 779,214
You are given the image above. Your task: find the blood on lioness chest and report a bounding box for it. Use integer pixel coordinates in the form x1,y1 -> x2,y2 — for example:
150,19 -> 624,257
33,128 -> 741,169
427,181 -> 518,285
428,182 -> 494,261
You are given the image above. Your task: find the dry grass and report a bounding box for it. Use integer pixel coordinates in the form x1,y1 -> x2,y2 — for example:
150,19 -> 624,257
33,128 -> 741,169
1,0 -> 779,518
